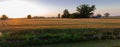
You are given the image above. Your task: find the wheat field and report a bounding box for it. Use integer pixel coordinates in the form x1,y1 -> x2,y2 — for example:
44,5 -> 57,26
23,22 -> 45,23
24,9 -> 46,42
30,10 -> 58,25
0,18 -> 120,47
0,18 -> 119,30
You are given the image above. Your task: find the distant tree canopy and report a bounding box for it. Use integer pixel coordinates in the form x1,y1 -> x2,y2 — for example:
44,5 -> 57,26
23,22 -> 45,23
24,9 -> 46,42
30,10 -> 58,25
62,9 -> 70,18
77,4 -> 96,18
27,15 -> 32,19
1,14 -> 8,20
70,13 -> 80,18
61,4 -> 96,18
104,13 -> 110,18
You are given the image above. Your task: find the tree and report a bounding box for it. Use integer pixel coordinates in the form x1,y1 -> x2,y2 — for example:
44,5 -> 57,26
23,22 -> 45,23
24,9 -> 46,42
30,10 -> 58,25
1,14 -> 8,20
62,9 -> 70,18
58,13 -> 61,18
77,4 -> 96,18
27,14 -> 32,19
70,13 -> 80,18
104,13 -> 110,18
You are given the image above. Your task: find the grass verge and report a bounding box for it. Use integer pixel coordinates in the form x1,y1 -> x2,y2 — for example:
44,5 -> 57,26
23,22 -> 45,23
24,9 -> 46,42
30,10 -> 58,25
0,28 -> 120,47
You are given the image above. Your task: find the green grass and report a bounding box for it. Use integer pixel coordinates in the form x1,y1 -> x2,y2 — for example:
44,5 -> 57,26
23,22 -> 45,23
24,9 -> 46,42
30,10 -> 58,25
0,28 -> 120,47
39,39 -> 120,47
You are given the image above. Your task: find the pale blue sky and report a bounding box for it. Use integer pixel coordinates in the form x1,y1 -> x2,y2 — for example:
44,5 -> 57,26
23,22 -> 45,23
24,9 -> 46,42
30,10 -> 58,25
31,0 -> 120,16
0,0 -> 120,18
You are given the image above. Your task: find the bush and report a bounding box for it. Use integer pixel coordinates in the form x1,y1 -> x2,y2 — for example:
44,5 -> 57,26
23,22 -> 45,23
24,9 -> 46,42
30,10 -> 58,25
70,13 -> 80,18
27,15 -> 32,19
1,14 -> 8,20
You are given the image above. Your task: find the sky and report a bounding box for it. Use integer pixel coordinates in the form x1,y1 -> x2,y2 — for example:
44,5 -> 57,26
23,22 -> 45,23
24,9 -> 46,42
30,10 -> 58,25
0,0 -> 120,18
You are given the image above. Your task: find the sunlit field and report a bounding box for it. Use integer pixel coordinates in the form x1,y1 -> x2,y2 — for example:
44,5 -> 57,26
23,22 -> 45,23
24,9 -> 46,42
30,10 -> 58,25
0,18 -> 120,30
0,18 -> 120,47
0,0 -> 120,47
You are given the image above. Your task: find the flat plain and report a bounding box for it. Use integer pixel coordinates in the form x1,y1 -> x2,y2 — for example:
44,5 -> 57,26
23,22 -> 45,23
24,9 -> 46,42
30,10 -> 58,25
0,18 -> 120,30
0,18 -> 120,47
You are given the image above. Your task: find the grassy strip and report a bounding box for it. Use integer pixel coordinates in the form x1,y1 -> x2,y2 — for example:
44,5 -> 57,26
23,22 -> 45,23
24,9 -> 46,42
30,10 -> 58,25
0,28 -> 120,47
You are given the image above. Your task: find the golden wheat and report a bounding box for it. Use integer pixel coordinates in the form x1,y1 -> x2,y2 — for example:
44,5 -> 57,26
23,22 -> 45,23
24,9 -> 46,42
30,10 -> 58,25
0,18 -> 119,30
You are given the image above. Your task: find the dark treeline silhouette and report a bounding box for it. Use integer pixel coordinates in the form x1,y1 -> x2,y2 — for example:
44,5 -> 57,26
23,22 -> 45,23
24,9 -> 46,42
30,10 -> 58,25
33,16 -> 45,18
61,4 -> 96,18
70,13 -> 80,18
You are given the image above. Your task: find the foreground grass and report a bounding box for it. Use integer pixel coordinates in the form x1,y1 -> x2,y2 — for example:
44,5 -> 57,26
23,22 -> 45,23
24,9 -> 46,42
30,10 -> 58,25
0,28 -> 120,47
40,39 -> 120,47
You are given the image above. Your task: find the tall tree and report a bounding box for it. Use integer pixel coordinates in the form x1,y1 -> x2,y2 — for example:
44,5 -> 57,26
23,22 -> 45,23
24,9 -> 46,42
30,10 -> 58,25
77,4 -> 96,18
58,13 -> 61,18
27,14 -> 32,19
62,9 -> 70,18
104,13 -> 110,18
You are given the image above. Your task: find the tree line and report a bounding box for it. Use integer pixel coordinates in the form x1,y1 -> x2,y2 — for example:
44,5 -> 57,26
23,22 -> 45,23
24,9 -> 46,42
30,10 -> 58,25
58,4 -> 110,18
